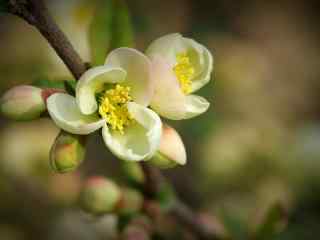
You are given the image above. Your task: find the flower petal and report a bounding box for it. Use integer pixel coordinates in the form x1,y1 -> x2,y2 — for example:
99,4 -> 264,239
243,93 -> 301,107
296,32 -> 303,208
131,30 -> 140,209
146,33 -> 184,67
146,33 -> 213,93
105,48 -> 153,107
183,38 -> 213,92
76,65 -> 127,115
102,102 -> 162,161
150,56 -> 187,120
183,94 -> 210,119
47,93 -> 105,135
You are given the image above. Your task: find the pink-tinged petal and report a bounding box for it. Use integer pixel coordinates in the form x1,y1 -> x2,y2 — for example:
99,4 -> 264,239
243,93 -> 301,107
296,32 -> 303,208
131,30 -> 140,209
76,65 -> 127,115
150,56 -> 187,120
147,33 -> 214,93
105,48 -> 153,107
47,93 -> 105,135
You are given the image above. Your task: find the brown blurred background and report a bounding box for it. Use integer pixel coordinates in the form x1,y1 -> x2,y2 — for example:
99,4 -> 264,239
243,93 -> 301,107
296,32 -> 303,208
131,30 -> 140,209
1,0 -> 320,239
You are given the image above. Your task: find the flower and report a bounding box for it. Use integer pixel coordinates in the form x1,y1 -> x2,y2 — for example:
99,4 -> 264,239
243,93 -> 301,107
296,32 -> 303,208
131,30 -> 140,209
47,48 -> 162,161
146,33 -> 213,120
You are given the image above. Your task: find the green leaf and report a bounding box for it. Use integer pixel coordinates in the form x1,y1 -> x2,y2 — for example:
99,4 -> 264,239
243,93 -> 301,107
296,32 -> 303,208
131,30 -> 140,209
89,0 -> 134,66
64,80 -> 77,95
32,79 -> 66,89
32,78 -> 77,95
89,0 -> 114,66
110,0 -> 134,50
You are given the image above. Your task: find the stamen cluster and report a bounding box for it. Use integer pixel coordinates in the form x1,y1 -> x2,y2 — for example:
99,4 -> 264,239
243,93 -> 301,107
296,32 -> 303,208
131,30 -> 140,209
173,53 -> 194,94
98,84 -> 133,134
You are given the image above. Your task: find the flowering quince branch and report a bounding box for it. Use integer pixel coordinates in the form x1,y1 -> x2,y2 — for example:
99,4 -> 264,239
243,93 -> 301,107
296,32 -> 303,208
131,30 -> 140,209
3,0 -> 223,239
7,0 -> 87,79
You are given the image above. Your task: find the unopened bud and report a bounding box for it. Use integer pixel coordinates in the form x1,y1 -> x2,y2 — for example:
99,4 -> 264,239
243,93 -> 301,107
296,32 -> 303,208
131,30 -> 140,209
0,85 -> 46,121
50,131 -> 86,173
79,176 -> 121,215
121,162 -> 145,185
150,125 -> 186,168
117,188 -> 143,215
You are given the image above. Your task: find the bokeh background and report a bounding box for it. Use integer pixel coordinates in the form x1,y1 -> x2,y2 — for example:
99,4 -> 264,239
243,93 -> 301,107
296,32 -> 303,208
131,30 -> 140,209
1,0 -> 320,239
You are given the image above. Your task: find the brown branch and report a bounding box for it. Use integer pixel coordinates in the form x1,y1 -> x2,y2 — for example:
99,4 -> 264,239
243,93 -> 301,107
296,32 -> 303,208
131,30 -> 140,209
7,1 -> 223,239
8,0 -> 87,79
141,163 -> 222,240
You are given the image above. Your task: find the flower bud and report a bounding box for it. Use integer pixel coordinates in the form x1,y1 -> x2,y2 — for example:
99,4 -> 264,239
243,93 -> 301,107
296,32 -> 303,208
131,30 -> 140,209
79,176 -> 121,215
117,188 -> 143,215
150,125 -> 186,168
0,85 -> 46,121
50,131 -> 86,173
121,162 -> 145,185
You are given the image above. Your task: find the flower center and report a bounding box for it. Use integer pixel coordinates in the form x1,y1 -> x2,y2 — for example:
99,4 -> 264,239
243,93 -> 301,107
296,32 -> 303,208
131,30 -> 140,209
173,53 -> 195,94
98,84 -> 134,134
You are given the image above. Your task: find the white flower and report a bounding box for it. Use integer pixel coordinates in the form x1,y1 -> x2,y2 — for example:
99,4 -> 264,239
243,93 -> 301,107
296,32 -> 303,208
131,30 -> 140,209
47,48 -> 162,162
146,33 -> 213,120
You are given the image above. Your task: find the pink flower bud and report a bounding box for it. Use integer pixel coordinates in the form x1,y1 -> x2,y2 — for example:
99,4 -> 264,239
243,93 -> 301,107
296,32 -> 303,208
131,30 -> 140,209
150,124 -> 186,168
79,176 -> 121,215
50,131 -> 86,173
0,85 -> 46,121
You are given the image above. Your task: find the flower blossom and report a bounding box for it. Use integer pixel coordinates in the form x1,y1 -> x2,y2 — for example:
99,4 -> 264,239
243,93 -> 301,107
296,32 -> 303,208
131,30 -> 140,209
47,48 -> 162,161
146,33 -> 213,120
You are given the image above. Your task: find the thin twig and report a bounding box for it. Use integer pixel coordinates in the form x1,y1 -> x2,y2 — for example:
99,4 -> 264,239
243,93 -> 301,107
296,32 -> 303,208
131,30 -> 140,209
7,1 -> 222,239
8,0 -> 87,79
141,163 -> 221,240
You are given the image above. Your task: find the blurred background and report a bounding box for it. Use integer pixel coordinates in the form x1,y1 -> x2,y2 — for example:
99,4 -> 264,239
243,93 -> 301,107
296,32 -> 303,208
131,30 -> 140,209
1,0 -> 320,239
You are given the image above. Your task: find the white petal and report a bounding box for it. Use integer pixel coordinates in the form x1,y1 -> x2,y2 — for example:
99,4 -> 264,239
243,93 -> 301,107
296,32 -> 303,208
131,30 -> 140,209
146,33 -> 184,67
102,102 -> 162,161
183,38 -> 213,92
47,93 -> 105,135
105,48 -> 153,107
76,65 -> 127,115
146,33 -> 213,93
150,56 -> 187,120
183,94 -> 210,119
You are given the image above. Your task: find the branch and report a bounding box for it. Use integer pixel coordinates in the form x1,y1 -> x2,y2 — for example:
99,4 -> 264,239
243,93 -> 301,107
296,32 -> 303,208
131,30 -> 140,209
7,1 -> 223,239
8,0 -> 87,79
141,163 -> 222,240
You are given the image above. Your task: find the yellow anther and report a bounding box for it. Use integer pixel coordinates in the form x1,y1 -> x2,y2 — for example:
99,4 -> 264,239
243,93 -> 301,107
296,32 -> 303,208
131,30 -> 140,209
98,84 -> 134,134
173,53 -> 194,94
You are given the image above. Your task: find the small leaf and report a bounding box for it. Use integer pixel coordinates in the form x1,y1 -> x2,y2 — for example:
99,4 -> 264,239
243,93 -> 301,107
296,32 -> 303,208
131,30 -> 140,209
110,0 -> 134,50
32,79 -> 66,89
64,80 -> 77,95
32,78 -> 76,95
89,0 -> 114,66
89,0 -> 134,66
